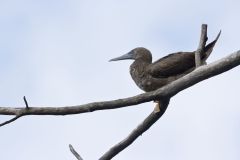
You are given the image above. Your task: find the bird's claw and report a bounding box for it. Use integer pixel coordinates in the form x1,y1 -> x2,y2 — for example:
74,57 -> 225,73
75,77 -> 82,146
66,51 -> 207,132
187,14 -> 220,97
154,100 -> 161,113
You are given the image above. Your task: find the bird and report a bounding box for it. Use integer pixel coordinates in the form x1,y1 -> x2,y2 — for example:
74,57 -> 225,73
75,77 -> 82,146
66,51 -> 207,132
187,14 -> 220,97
109,32 -> 221,93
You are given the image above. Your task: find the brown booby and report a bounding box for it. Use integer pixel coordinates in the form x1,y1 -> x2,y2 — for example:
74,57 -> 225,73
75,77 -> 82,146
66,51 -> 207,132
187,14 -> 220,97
110,32 -> 221,92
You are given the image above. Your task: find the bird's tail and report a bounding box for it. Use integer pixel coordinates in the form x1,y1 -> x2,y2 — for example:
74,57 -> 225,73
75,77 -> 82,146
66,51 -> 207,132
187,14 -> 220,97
202,30 -> 221,61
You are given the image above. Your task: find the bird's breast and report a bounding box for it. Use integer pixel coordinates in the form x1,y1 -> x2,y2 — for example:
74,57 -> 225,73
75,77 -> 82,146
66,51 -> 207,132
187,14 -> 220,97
130,67 -> 154,92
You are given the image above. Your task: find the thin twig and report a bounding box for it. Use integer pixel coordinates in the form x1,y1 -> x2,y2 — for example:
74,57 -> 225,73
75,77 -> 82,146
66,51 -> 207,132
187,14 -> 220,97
69,144 -> 84,160
0,115 -> 22,127
99,98 -> 170,160
23,96 -> 29,109
195,24 -> 208,67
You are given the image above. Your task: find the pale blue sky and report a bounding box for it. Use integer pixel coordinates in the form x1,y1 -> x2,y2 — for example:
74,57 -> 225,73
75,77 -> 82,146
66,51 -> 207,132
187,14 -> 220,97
0,1 -> 240,160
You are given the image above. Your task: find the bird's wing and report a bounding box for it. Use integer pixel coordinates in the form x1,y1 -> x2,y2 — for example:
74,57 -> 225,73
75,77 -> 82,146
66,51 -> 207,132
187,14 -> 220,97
148,52 -> 195,78
148,31 -> 221,78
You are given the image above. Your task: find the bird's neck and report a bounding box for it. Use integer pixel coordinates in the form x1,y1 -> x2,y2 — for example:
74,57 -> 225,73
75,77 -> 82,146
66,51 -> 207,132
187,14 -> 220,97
130,59 -> 151,79
130,59 -> 151,91
131,59 -> 151,70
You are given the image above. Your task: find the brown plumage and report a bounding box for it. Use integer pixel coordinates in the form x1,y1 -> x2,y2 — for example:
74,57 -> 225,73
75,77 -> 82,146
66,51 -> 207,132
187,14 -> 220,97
110,32 -> 220,92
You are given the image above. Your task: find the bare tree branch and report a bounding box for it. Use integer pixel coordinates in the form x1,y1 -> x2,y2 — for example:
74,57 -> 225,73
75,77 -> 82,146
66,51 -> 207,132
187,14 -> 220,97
0,50 -> 239,122
69,144 -> 84,160
0,114 -> 22,127
195,24 -> 208,67
0,24 -> 239,160
99,98 -> 170,160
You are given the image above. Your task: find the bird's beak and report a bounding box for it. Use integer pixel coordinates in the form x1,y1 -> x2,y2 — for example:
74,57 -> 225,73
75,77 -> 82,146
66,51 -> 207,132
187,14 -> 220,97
109,51 -> 134,62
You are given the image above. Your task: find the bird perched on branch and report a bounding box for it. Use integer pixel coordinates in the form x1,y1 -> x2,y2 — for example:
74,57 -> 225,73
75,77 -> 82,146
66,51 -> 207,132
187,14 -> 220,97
109,31 -> 221,92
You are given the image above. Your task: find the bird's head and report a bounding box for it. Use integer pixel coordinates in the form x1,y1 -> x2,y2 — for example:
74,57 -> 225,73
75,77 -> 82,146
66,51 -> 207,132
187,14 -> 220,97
109,47 -> 152,62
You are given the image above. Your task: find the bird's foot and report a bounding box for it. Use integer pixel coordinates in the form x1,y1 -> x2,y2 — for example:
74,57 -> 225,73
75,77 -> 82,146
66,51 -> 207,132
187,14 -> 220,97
154,100 -> 161,113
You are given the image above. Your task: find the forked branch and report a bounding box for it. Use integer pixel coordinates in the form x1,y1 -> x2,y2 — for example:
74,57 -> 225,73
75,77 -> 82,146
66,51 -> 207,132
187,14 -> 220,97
0,26 -> 239,160
0,50 -> 239,123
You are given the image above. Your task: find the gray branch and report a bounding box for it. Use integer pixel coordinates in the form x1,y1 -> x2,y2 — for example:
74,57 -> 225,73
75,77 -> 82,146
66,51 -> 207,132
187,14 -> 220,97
0,49 -> 239,128
0,50 -> 239,121
97,50 -> 240,160
99,98 -> 170,160
195,24 -> 208,67
0,47 -> 239,160
69,144 -> 84,160
1,50 -> 239,159
0,20 -> 238,160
